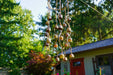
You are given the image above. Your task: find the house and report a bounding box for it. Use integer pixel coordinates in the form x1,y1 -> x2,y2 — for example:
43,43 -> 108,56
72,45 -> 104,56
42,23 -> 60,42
58,38 -> 113,75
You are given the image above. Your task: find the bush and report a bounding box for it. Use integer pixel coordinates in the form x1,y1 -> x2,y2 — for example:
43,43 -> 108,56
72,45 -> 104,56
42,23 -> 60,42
26,50 -> 54,75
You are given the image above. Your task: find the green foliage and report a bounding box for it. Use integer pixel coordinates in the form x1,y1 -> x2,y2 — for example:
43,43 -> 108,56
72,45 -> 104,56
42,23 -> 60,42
38,0 -> 113,48
0,0 -> 42,72
31,39 -> 43,52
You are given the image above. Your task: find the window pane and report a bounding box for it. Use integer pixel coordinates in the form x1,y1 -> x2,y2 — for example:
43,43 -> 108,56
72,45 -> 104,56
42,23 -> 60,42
64,62 -> 68,72
73,62 -> 81,67
98,56 -> 109,66
97,56 -> 112,75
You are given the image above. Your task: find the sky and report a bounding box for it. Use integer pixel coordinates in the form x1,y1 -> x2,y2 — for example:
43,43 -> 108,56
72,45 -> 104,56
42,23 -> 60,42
17,0 -> 101,22
16,0 -> 100,23
16,0 -> 47,22
16,0 -> 48,38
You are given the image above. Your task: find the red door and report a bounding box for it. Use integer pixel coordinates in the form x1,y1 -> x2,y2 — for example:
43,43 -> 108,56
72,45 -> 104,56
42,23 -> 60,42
70,58 -> 85,75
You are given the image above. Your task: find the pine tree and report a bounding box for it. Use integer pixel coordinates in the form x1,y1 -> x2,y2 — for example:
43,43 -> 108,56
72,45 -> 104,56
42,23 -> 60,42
0,0 -> 37,71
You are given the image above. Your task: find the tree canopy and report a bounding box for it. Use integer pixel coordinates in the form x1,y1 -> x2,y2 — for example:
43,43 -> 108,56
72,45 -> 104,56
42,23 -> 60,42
37,0 -> 113,48
0,0 -> 42,71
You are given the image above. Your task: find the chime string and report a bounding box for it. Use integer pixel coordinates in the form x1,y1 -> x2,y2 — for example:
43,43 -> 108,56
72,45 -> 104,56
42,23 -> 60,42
56,0 -> 58,24
58,18 -> 62,25
67,0 -> 73,54
65,7 -> 66,21
59,0 -> 64,54
58,0 -> 62,25
47,0 -> 51,15
64,2 -> 68,56
54,0 -> 57,33
65,20 -> 70,27
47,0 -> 50,29
67,0 -> 69,16
69,43 -> 72,54
59,31 -> 63,53
47,0 -> 51,54
55,0 -> 59,57
80,0 -> 113,23
60,0 -> 61,13
65,0 -> 70,27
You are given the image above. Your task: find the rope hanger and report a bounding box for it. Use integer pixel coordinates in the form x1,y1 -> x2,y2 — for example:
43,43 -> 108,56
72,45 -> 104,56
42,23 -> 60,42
80,0 -> 113,23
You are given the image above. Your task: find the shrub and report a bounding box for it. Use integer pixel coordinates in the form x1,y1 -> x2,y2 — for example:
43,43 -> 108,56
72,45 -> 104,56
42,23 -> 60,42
26,50 -> 54,75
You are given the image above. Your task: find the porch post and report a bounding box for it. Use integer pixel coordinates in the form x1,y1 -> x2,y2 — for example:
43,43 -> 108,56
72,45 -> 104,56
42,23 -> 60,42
61,61 -> 64,75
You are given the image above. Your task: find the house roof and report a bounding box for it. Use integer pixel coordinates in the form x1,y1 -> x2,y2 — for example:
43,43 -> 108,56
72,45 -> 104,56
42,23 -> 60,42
64,38 -> 113,55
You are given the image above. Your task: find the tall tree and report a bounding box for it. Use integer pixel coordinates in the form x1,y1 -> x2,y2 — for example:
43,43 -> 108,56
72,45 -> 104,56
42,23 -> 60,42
0,0 -> 39,71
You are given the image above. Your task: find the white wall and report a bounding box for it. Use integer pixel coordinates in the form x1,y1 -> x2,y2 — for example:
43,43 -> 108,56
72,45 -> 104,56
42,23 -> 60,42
84,56 -> 95,75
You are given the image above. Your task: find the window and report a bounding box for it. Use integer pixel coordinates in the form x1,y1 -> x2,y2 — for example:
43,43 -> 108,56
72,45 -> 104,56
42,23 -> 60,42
97,55 -> 112,75
98,56 -> 109,66
73,62 -> 81,67
64,62 -> 68,72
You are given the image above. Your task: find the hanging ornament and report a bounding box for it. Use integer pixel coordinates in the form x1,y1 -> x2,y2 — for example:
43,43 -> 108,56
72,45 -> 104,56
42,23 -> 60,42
60,53 -> 65,59
69,53 -> 74,59
63,57 -> 68,61
54,43 -> 58,48
54,34 -> 58,39
67,17 -> 71,22
59,25 -> 63,30
45,32 -> 49,37
46,27 -> 51,32
55,25 -> 59,29
65,33 -> 70,37
67,27 -> 71,33
65,42 -> 69,47
46,38 -> 51,43
63,22 -> 67,27
46,21 -> 50,25
47,54 -> 51,60
59,36 -> 63,40
45,43 -> 49,46
47,54 -> 51,58
48,16 -> 52,21
58,13 -> 63,19
68,37 -> 72,42
56,57 -> 60,62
